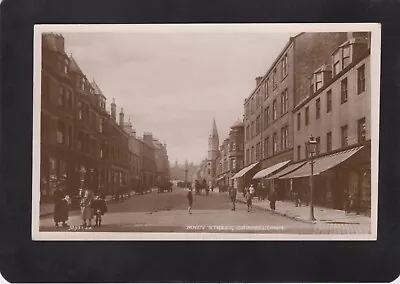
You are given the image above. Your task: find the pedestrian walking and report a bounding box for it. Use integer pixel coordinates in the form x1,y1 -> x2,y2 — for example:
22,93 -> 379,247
245,189 -> 253,213
187,188 -> 193,214
91,192 -> 107,227
268,190 -> 277,211
229,186 -> 237,211
294,191 -> 301,207
249,184 -> 255,198
344,192 -> 353,215
53,181 -> 69,228
80,188 -> 94,227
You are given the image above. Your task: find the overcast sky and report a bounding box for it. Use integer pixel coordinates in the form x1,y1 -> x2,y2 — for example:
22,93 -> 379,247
61,28 -> 296,165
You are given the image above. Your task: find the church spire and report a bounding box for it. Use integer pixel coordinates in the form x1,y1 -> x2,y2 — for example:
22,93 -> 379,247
211,117 -> 218,137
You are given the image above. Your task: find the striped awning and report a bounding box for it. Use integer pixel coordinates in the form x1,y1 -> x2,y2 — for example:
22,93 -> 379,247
252,160 -> 291,179
279,146 -> 363,179
232,162 -> 259,179
265,161 -> 307,179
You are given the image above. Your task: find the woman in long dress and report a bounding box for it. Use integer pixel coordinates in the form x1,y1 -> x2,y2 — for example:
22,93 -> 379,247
53,182 -> 69,227
80,189 -> 94,227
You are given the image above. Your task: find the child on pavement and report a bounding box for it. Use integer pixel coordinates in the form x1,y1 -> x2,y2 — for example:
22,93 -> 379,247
91,193 -> 107,227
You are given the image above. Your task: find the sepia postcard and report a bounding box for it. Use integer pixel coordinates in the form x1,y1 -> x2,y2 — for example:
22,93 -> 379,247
32,23 -> 381,241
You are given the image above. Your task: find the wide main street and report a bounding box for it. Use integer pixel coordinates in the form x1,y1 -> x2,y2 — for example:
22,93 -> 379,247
39,186 -> 370,235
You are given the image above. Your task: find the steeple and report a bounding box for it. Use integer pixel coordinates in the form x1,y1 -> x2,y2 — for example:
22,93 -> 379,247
211,117 -> 218,137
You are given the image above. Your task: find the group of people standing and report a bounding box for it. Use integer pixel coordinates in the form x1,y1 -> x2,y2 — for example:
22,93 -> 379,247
52,181 -> 107,228
228,184 -> 277,213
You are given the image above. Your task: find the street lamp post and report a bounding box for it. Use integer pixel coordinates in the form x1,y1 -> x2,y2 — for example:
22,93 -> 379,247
307,135 -> 317,221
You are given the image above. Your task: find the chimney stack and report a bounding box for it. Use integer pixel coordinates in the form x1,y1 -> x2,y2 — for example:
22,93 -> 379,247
111,98 -> 116,121
255,76 -> 263,87
119,108 -> 124,126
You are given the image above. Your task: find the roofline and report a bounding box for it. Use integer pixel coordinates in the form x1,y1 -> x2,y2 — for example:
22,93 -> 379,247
293,50 -> 370,112
244,33 -> 303,103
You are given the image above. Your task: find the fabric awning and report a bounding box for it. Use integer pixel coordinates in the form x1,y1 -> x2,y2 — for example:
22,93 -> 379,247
232,162 -> 258,179
252,160 -> 291,179
216,175 -> 226,181
279,146 -> 363,179
265,161 -> 307,180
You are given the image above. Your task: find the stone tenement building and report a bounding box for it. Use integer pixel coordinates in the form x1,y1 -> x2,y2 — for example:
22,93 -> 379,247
40,33 -> 165,199
216,120 -> 245,191
283,33 -> 371,212
240,32 -> 348,192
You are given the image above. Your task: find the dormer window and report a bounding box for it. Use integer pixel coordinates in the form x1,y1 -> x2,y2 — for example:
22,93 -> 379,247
315,72 -> 323,90
332,42 -> 354,76
342,46 -> 351,69
333,52 -> 341,76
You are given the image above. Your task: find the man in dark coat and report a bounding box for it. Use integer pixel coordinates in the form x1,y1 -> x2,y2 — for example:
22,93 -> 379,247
53,181 -> 69,227
229,186 -> 237,211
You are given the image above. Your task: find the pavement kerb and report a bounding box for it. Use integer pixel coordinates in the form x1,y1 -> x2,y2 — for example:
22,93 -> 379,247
236,198 -> 317,225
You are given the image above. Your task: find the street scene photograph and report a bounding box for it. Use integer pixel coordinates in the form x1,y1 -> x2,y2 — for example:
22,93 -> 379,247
32,24 -> 379,240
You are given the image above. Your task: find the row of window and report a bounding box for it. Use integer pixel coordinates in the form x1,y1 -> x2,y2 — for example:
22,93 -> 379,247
42,114 -> 127,163
43,74 -> 108,113
297,64 -> 366,131
296,117 -> 367,160
77,101 -> 107,134
218,157 -> 242,173
245,54 -> 289,118
245,125 -> 290,165
245,89 -> 289,141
